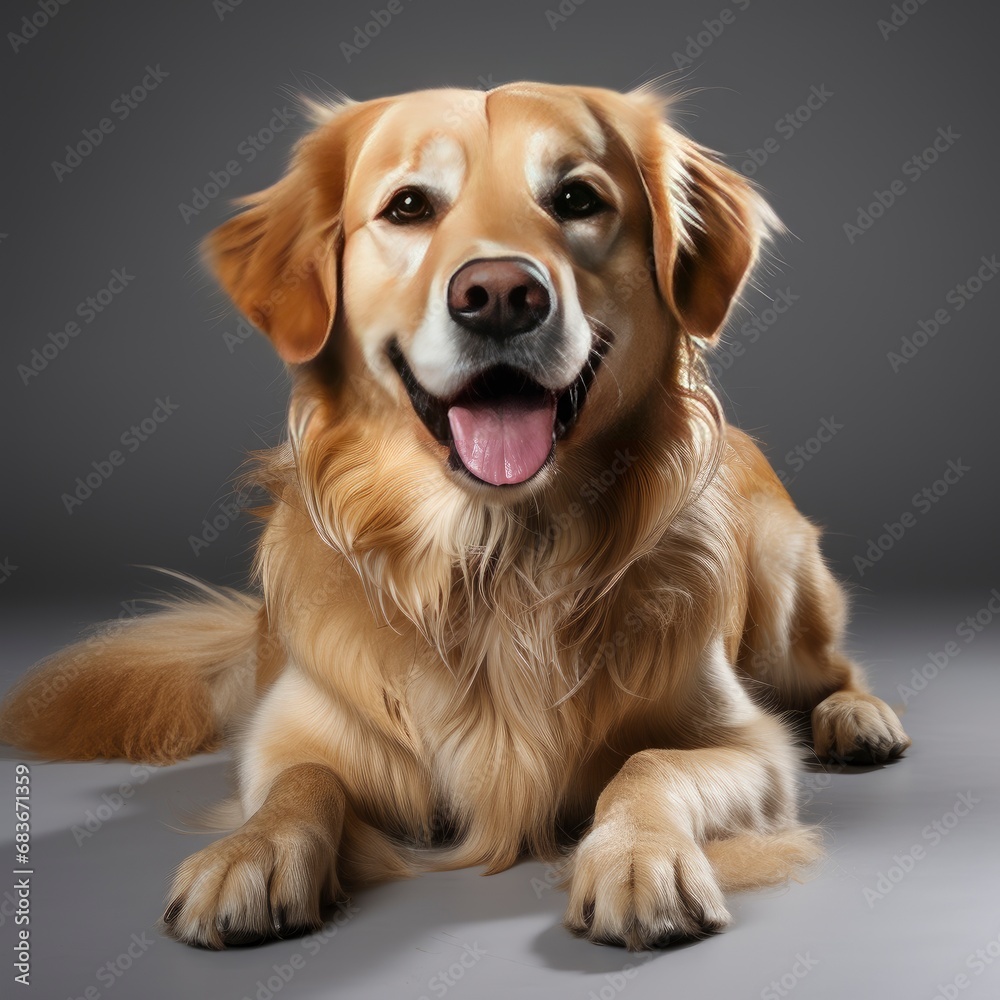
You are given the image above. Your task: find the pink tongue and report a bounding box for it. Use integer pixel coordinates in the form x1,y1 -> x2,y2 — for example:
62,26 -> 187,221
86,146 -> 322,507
448,396 -> 556,486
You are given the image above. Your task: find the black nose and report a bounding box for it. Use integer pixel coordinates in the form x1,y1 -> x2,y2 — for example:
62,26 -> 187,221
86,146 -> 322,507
447,258 -> 552,339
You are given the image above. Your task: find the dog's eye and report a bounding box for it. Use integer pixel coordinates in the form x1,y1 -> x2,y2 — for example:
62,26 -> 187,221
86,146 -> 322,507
552,180 -> 607,221
382,188 -> 434,225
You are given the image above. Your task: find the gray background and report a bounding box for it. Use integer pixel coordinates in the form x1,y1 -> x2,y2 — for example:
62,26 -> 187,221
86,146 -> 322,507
0,0 -> 996,603
1,0 -> 999,998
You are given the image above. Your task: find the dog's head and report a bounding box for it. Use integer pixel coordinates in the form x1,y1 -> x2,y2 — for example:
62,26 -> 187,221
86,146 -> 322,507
208,83 -> 775,496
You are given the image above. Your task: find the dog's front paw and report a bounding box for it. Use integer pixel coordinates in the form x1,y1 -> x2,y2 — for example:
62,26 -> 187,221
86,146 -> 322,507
162,823 -> 339,948
564,815 -> 730,950
812,691 -> 911,764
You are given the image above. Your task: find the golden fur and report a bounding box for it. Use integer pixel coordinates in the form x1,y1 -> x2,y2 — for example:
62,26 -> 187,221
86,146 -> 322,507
0,82 -> 909,951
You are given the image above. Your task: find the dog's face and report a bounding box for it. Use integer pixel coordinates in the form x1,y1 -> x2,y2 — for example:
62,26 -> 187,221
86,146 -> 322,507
209,83 -> 772,495
341,87 -> 654,491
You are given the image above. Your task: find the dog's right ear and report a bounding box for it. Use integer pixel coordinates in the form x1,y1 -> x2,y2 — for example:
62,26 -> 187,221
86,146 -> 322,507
205,100 -> 377,364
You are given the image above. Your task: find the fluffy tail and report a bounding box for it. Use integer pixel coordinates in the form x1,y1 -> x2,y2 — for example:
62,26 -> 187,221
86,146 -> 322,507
0,580 -> 262,765
381,823 -> 824,895
702,825 -> 824,893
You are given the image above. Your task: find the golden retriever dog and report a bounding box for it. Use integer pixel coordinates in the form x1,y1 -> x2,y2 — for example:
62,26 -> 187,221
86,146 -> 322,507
0,82 -> 910,950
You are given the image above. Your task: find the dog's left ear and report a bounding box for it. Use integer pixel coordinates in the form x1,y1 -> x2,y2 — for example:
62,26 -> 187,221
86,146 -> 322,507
204,100 -> 380,364
646,131 -> 778,342
581,87 -> 778,343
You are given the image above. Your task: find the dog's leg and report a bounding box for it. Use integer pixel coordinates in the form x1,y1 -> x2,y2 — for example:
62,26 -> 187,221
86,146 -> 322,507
162,662 -> 419,947
741,498 -> 911,763
806,655 -> 911,765
162,761 -> 345,948
785,588 -> 912,765
564,708 -> 813,950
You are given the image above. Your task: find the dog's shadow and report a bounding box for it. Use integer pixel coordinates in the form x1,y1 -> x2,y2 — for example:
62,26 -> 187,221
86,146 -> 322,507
12,753 -> 693,998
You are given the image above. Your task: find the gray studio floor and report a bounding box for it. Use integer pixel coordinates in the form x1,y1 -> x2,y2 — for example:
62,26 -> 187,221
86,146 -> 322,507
1,593 -> 998,1000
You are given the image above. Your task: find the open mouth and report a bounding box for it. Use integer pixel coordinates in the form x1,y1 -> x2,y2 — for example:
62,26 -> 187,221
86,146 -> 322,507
387,334 -> 611,487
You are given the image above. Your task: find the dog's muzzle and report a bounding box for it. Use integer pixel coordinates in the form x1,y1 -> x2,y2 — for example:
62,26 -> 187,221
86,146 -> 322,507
388,256 -> 610,488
